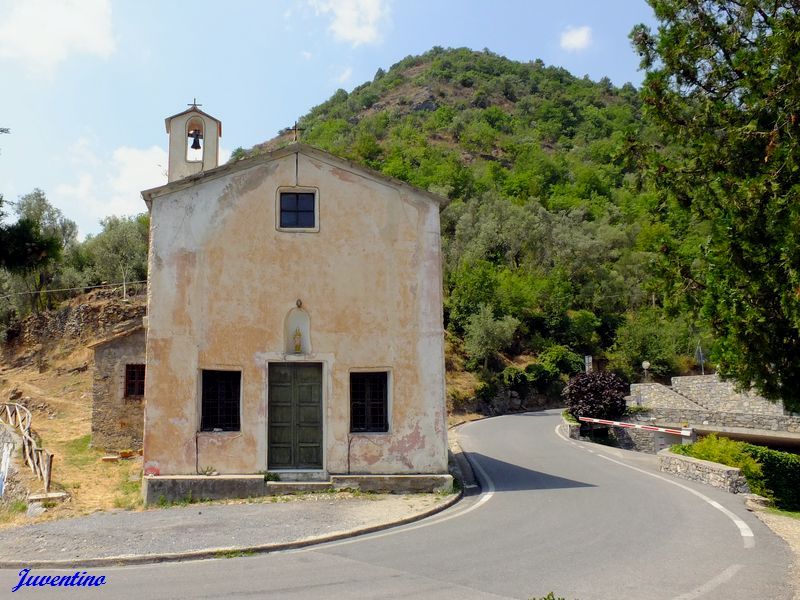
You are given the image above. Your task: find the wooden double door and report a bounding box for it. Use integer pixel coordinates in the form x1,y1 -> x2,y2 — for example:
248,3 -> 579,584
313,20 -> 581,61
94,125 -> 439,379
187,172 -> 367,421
268,363 -> 323,469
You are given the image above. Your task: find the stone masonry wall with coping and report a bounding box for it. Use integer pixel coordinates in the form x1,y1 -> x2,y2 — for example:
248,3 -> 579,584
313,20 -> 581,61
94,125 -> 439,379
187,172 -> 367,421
630,376 -> 800,433
609,426 -> 657,453
561,418 -> 657,453
658,449 -> 750,494
629,406 -> 800,433
670,375 -> 790,416
91,329 -> 146,451
629,383 -> 705,410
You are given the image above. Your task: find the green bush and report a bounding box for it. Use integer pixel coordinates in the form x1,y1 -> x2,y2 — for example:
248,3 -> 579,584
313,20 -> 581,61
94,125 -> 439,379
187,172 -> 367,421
539,345 -> 584,376
563,371 -> 628,420
672,435 -> 768,497
463,304 -> 520,369
501,366 -> 529,395
501,361 -> 560,398
675,435 -> 800,509
742,444 -> 800,511
524,361 -> 559,390
475,380 -> 498,403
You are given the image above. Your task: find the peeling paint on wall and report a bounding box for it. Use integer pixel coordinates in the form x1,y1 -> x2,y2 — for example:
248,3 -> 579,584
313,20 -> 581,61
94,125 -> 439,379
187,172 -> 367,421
144,148 -> 448,476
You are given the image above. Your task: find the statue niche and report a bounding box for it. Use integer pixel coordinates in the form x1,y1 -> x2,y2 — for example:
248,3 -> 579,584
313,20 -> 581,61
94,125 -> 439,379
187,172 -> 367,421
284,307 -> 311,355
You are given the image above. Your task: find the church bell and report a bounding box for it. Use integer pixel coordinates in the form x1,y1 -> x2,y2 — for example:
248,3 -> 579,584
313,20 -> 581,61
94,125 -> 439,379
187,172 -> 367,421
190,130 -> 202,150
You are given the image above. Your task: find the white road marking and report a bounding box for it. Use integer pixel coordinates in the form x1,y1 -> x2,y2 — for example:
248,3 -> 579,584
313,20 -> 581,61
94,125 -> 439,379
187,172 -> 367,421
554,424 -> 755,548
288,449 -> 497,553
672,564 -> 744,600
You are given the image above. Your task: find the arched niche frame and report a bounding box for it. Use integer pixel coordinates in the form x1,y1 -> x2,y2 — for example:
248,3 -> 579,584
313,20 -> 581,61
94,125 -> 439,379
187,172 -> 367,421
284,306 -> 311,355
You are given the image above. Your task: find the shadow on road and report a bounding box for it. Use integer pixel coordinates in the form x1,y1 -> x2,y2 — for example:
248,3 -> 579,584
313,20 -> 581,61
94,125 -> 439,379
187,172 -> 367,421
466,452 -> 595,492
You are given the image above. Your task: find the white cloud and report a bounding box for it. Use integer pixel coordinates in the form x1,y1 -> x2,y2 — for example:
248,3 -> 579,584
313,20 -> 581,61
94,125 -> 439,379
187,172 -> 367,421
336,66 -> 353,84
54,142 -> 232,237
309,0 -> 388,46
560,25 -> 592,52
0,0 -> 115,77
67,137 -> 101,168
107,146 -> 169,206
55,145 -> 166,236
301,51 -> 313,60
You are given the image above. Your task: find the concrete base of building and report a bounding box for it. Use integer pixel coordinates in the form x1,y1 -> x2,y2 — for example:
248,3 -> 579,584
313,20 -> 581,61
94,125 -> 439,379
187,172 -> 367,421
142,473 -> 454,505
330,474 -> 453,494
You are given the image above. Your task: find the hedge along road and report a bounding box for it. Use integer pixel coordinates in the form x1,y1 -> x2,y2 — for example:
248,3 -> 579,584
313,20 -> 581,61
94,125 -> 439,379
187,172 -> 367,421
0,409 -> 791,599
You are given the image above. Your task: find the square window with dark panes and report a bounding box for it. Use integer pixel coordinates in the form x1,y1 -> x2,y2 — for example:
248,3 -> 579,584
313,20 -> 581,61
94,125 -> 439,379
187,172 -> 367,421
350,372 -> 388,433
201,370 -> 241,432
280,192 -> 315,228
124,364 -> 146,398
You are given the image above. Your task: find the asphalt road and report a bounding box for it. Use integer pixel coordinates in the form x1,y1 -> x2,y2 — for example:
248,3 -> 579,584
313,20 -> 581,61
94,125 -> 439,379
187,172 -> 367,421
0,410 -> 792,599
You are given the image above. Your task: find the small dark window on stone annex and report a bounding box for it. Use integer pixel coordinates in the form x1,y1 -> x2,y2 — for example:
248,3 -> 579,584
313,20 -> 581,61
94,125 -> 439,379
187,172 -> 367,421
350,372 -> 388,433
280,192 -> 315,228
201,370 -> 241,432
124,364 -> 146,398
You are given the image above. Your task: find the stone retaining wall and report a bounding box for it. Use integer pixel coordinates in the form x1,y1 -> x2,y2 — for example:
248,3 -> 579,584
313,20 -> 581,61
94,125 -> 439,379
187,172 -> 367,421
561,418 -> 660,453
642,407 -> 800,433
4,293 -> 145,352
630,376 -> 800,432
610,426 -> 657,453
629,383 -> 705,410
671,375 -> 788,416
657,449 -> 750,494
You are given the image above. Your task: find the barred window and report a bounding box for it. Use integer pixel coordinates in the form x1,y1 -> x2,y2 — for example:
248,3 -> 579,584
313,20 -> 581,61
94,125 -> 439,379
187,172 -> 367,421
350,372 -> 388,433
124,364 -> 145,398
201,370 -> 241,432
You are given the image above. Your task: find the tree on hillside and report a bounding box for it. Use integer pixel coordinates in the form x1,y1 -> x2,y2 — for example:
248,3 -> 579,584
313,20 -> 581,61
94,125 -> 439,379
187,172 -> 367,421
5,188 -> 78,312
84,214 -> 149,296
464,303 -> 520,369
631,1 -> 800,410
0,194 -> 63,313
15,188 -> 77,249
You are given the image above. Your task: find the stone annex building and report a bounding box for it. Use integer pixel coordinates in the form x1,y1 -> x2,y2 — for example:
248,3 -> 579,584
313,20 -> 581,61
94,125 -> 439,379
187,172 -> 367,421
135,105 -> 450,502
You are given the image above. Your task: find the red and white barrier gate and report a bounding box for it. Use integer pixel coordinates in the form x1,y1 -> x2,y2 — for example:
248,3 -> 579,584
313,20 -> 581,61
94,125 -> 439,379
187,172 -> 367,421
578,416 -> 693,437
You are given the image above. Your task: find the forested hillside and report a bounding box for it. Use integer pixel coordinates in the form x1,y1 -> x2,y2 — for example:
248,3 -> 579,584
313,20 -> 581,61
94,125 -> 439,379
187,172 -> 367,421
239,47 -> 711,401
1,47 -> 713,406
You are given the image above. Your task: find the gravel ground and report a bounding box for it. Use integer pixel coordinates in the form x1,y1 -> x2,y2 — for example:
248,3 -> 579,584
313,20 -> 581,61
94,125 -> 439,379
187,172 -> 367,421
755,510 -> 800,600
0,493 -> 450,562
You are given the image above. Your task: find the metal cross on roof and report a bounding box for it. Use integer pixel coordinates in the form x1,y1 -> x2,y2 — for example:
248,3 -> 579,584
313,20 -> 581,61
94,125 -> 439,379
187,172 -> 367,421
188,98 -> 202,108
290,120 -> 305,141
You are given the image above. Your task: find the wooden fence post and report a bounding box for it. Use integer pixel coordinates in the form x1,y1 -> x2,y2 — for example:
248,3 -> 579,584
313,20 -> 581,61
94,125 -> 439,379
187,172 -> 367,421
43,453 -> 53,493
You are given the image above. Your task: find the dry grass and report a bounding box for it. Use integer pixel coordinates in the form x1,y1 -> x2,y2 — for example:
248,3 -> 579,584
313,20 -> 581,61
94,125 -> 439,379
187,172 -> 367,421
0,344 -> 143,527
444,333 -> 481,417
447,411 -> 484,428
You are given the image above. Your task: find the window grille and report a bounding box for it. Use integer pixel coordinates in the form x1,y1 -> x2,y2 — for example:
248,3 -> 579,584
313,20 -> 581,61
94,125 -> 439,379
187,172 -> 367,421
201,370 -> 241,432
124,364 -> 146,398
350,372 -> 388,432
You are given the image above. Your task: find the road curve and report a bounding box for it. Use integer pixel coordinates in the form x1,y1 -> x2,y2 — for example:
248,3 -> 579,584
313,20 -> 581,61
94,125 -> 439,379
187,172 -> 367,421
0,410 -> 792,599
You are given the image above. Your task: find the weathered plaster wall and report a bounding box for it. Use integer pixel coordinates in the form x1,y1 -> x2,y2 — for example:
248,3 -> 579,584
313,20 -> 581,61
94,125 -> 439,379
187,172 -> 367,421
92,329 -> 146,451
143,151 -> 448,477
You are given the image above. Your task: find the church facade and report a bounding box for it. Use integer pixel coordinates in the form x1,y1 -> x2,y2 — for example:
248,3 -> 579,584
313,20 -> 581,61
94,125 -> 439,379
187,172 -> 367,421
140,106 -> 450,502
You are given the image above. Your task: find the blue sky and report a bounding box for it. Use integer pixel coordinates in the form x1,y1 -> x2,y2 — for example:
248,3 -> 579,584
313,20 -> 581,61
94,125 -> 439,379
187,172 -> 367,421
0,0 -> 657,238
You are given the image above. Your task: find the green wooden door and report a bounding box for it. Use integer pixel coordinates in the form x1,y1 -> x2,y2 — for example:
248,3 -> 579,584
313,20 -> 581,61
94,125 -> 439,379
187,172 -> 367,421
268,363 -> 323,469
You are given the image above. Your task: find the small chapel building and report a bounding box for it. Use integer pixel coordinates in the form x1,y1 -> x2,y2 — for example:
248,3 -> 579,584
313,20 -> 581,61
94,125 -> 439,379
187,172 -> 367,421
140,105 -> 450,502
